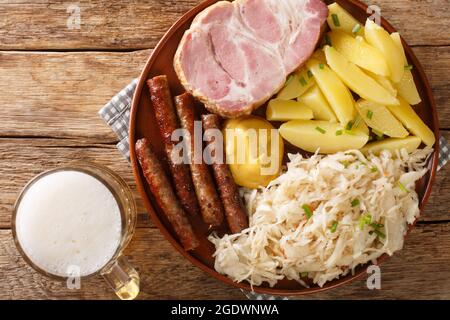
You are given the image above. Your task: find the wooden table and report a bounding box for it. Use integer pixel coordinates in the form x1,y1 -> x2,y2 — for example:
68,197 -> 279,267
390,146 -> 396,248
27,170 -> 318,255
0,0 -> 448,300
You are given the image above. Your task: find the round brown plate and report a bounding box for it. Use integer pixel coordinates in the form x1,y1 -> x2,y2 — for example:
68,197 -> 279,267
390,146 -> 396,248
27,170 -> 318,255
130,0 -> 440,295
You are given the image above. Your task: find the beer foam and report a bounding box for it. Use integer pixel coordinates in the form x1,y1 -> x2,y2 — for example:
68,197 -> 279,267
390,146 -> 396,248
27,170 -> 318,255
15,170 -> 122,277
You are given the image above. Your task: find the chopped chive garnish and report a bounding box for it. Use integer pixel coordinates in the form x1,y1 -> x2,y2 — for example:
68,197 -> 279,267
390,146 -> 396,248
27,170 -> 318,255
307,70 -> 313,79
335,130 -> 343,136
352,23 -> 361,34
331,14 -> 341,27
284,74 -> 294,87
397,181 -> 408,193
373,229 -> 386,239
404,65 -> 413,71
359,213 -> 372,230
330,221 -> 338,233
301,272 -> 309,277
299,76 -> 307,86
319,63 -> 325,69
346,121 -> 354,131
345,130 -> 356,135
370,222 -> 384,229
325,34 -> 332,46
315,126 -> 326,134
302,204 -> 313,219
367,110 -> 374,119
351,199 -> 360,207
371,166 -> 378,173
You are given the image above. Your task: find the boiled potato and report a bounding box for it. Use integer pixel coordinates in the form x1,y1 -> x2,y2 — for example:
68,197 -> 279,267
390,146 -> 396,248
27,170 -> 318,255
324,46 -> 399,106
386,97 -> 435,146
299,85 -> 338,122
328,30 -> 389,76
355,99 -> 408,138
350,116 -> 370,136
277,68 -> 315,100
327,2 -> 364,36
266,99 -> 313,121
277,74 -> 303,100
360,136 -> 421,155
279,120 -> 369,154
363,70 -> 397,97
224,116 -> 283,189
390,32 -> 422,105
306,58 -> 356,125
365,19 -> 404,83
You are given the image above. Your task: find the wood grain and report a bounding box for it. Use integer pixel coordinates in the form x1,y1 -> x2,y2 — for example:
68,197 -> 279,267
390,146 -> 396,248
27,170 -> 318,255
0,50 -> 150,141
0,46 -> 448,144
0,132 -> 448,229
0,0 -> 202,50
1,223 -> 450,300
0,0 -> 448,50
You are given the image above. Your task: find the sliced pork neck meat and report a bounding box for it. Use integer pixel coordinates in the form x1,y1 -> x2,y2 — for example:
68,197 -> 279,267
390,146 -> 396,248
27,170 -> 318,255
174,0 -> 328,118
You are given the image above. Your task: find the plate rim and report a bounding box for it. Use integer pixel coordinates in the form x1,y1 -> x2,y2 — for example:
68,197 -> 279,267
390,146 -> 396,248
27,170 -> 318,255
129,0 -> 440,296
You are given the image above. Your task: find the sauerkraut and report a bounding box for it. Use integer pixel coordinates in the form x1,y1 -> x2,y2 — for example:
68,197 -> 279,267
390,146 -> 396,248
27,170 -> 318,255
209,148 -> 433,288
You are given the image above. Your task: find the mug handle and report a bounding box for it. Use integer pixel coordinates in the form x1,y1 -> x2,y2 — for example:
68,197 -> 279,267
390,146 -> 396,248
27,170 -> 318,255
101,255 -> 140,300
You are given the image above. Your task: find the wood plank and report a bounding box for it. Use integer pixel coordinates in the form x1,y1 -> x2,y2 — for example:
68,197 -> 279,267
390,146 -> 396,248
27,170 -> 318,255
0,133 -> 448,229
0,46 -> 448,143
0,0 -> 447,50
1,223 -> 450,299
0,0 -> 201,50
413,46 -> 450,129
0,50 -> 150,141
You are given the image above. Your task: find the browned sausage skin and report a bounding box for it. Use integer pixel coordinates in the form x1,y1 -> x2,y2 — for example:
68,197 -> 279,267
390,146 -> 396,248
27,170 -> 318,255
147,75 -> 199,216
174,93 -> 224,227
202,114 -> 249,233
135,138 -> 199,251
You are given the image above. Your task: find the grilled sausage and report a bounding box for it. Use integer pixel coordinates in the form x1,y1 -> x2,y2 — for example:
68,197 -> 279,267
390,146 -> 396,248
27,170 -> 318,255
174,93 -> 224,227
135,138 -> 199,251
147,75 -> 199,216
202,114 -> 249,233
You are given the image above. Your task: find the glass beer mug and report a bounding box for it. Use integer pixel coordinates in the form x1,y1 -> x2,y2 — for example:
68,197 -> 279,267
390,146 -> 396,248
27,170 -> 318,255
12,162 -> 140,300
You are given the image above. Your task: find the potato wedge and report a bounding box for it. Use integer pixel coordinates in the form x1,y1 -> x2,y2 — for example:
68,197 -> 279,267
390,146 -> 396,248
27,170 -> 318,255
365,19 -> 404,83
324,46 -> 399,106
327,2 -> 364,36
306,58 -> 356,125
386,97 -> 435,146
266,99 -> 314,121
299,85 -> 338,122
360,136 -> 421,155
390,32 -> 422,105
328,30 -> 389,76
355,99 -> 408,138
277,74 -> 303,100
277,68 -> 315,100
363,70 -> 397,97
280,120 -> 369,154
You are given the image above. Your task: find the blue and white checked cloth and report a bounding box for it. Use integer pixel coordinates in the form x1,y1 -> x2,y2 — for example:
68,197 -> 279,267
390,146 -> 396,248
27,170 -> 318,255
99,79 -> 450,300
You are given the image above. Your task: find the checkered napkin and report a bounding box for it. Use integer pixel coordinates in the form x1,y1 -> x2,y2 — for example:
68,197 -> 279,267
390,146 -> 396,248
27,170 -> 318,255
99,79 -> 450,300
